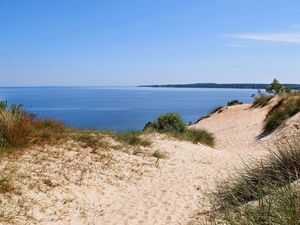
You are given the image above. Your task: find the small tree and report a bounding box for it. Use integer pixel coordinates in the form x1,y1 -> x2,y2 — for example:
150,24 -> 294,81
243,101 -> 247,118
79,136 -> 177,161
266,79 -> 283,95
283,86 -> 291,94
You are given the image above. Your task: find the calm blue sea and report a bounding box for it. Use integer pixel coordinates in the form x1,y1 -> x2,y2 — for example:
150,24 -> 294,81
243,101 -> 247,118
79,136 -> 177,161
0,87 -> 256,131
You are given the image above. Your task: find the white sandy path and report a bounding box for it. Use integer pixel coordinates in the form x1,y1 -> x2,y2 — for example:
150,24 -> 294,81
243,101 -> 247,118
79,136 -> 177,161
98,96 -> 283,225
97,137 -> 258,225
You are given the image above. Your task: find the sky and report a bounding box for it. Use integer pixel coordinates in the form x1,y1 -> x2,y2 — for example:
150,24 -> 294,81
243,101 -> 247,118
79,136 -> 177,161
0,0 -> 300,86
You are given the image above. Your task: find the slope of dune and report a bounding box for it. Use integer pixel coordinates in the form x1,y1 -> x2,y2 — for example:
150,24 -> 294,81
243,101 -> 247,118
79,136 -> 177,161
190,98 -> 282,152
1,100 -> 299,225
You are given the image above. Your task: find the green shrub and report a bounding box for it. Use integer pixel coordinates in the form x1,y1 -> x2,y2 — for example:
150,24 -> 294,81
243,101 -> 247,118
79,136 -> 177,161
144,113 -> 215,146
143,121 -> 157,132
227,100 -> 243,106
145,113 -> 187,133
156,113 -> 187,133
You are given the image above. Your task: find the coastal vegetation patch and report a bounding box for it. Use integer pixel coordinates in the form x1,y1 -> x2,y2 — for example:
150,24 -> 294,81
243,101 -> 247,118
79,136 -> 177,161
144,113 -> 215,147
0,101 -> 67,155
227,100 -> 243,106
206,137 -> 300,224
263,92 -> 300,134
249,79 -> 300,134
0,101 -> 152,158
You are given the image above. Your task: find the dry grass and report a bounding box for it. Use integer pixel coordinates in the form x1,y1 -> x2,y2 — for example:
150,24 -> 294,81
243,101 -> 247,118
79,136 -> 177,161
110,131 -> 152,147
206,137 -> 300,225
0,102 -> 67,155
71,130 -> 110,152
252,95 -> 274,108
152,150 -> 169,166
179,129 -> 215,147
263,92 -> 300,134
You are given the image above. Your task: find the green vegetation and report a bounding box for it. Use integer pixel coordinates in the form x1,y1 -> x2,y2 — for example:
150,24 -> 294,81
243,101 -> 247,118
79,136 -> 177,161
0,101 -> 66,153
227,100 -> 243,106
0,101 -> 152,158
252,94 -> 274,108
174,128 -> 215,146
264,93 -> 300,133
139,83 -> 300,90
144,113 -> 215,147
155,113 -> 186,133
208,138 -> 300,225
71,131 -> 110,151
266,78 -> 291,95
249,79 -> 300,134
108,130 -> 152,147
209,106 -> 224,114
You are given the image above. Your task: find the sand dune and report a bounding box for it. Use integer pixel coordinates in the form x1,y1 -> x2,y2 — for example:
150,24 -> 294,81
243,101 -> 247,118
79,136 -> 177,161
1,102 -> 299,225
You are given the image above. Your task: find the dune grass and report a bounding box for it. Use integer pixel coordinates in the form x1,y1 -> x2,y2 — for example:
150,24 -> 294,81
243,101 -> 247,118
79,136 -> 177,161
0,101 -> 152,159
174,129 -> 215,147
252,95 -> 274,108
207,137 -> 300,225
108,130 -> 152,147
73,130 -> 151,150
0,102 -> 67,154
263,92 -> 300,134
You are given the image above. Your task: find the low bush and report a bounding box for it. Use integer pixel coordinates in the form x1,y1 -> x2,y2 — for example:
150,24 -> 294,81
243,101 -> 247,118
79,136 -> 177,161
155,113 -> 187,133
209,106 -> 223,114
143,121 -> 157,132
227,100 -> 242,106
144,113 -> 214,146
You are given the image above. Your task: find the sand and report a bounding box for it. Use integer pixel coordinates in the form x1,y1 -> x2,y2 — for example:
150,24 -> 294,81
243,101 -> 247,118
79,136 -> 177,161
1,102 -> 299,225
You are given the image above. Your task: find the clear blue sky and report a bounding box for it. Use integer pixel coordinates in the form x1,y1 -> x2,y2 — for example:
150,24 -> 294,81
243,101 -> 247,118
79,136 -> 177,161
1,0 -> 300,86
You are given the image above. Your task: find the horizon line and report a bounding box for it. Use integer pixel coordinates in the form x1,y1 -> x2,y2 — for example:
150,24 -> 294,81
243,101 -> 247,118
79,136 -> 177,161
1,82 -> 300,89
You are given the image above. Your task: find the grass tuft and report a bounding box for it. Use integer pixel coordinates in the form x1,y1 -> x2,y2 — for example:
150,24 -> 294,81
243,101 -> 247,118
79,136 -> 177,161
207,137 -> 300,225
72,131 -> 110,151
252,95 -> 274,108
175,129 -> 215,147
263,93 -> 300,133
109,131 -> 152,147
0,102 -> 67,154
152,150 -> 168,166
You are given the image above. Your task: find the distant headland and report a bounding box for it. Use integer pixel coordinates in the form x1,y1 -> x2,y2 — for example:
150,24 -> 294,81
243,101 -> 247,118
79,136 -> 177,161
139,83 -> 300,90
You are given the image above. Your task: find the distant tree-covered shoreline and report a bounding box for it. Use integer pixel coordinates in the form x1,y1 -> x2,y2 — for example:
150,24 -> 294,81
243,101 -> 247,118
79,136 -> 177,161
139,83 -> 300,90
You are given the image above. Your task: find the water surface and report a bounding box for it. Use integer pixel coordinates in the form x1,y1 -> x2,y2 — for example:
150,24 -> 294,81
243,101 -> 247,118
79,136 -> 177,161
0,87 -> 256,131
